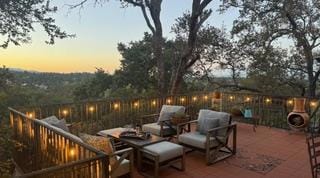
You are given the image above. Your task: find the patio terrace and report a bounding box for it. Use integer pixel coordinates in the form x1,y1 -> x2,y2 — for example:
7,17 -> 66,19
9,91 -> 316,178
133,123 -> 310,178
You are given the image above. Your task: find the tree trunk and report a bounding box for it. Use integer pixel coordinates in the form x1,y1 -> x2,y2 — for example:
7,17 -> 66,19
303,48 -> 316,97
169,0 -> 213,94
145,0 -> 165,96
170,59 -> 187,94
152,34 -> 165,96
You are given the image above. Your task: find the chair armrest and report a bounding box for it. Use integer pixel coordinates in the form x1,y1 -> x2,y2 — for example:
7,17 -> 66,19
207,123 -> 237,134
112,147 -> 133,156
177,120 -> 198,128
177,120 -> 198,138
110,147 -> 134,175
140,114 -> 159,125
140,113 -> 159,119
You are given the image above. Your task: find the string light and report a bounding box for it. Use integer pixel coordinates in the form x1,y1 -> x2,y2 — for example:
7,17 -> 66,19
180,98 -> 185,102
166,99 -> 172,104
28,113 -> 33,118
62,109 -> 68,115
203,95 -> 208,100
69,148 -> 75,157
151,100 -> 156,106
310,101 -> 317,107
114,103 -> 120,109
89,106 -> 95,112
265,98 -> 272,103
245,97 -> 251,102
287,100 -> 293,105
229,96 -> 234,100
192,96 -> 197,101
134,102 -> 139,107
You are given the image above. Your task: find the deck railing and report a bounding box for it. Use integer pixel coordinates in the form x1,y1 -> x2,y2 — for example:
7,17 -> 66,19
17,91 -> 320,134
9,108 -> 109,178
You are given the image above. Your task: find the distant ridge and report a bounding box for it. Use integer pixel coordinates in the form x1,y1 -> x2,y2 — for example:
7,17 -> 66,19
7,68 -> 93,74
8,68 -> 39,73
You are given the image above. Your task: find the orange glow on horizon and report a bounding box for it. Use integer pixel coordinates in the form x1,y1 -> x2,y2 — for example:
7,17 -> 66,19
0,46 -> 121,73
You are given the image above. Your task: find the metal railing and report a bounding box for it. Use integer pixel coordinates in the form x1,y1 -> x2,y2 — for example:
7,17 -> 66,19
18,91 -> 320,134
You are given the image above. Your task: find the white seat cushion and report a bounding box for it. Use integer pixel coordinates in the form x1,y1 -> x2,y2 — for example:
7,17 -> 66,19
110,156 -> 130,178
143,141 -> 183,162
142,123 -> 176,136
178,132 -> 226,149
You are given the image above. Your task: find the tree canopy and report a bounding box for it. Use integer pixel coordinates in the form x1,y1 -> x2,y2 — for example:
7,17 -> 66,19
222,0 -> 320,96
0,0 -> 71,48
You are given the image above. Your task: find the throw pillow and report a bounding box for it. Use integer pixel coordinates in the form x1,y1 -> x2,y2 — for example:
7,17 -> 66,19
42,116 -> 70,132
79,133 -> 117,167
198,117 -> 219,135
157,111 -> 175,124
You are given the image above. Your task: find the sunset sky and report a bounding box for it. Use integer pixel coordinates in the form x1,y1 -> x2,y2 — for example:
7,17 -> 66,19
0,0 -> 237,73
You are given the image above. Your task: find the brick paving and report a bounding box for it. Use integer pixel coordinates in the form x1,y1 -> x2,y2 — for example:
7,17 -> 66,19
133,123 -> 311,178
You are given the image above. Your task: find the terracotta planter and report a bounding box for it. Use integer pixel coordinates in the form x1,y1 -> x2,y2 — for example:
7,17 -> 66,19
213,92 -> 221,99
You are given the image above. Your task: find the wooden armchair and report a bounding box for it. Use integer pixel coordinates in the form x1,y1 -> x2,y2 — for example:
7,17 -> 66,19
140,105 -> 188,137
177,110 -> 237,165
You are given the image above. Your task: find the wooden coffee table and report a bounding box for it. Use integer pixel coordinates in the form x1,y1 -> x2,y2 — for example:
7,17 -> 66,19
98,128 -> 166,170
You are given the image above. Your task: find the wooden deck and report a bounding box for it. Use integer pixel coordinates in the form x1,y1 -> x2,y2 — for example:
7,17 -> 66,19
133,123 -> 311,178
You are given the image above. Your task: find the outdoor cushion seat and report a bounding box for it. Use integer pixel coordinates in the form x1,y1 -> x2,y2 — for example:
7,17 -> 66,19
142,141 -> 184,162
140,141 -> 185,177
142,123 -> 176,136
178,132 -> 226,149
141,105 -> 186,137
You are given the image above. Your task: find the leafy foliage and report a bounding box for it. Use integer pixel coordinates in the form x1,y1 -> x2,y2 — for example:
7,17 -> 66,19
0,0 -> 72,48
222,0 -> 320,96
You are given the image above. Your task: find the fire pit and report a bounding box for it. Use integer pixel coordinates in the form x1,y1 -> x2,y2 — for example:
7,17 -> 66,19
287,98 -> 309,129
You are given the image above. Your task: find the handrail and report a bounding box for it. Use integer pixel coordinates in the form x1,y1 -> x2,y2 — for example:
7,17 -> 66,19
13,90 -> 314,109
9,107 -> 109,177
8,107 -> 104,155
17,154 -> 107,178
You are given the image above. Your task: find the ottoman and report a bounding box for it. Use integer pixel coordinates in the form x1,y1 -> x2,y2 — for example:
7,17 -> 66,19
140,141 -> 185,177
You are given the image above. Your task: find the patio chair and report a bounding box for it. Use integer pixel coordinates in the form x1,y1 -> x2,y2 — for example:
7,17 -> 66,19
141,105 -> 188,137
177,109 -> 237,165
307,133 -> 320,178
79,133 -> 134,178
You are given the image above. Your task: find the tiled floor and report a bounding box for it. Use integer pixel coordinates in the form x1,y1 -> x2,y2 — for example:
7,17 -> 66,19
133,123 -> 312,178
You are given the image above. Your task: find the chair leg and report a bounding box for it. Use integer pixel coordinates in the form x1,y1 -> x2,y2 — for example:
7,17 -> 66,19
181,152 -> 186,171
154,158 -> 159,178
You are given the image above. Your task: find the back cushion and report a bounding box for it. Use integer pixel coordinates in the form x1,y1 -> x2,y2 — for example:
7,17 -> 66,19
197,110 -> 230,137
42,116 -> 70,132
199,117 -> 219,135
79,133 -> 117,168
157,105 -> 185,124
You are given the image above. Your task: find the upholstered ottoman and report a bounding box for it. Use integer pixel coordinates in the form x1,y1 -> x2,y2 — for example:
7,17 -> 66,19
140,141 -> 185,177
